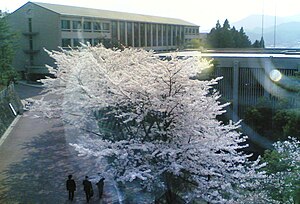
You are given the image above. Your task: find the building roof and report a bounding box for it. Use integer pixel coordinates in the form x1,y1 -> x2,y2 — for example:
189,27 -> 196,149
30,2 -> 198,26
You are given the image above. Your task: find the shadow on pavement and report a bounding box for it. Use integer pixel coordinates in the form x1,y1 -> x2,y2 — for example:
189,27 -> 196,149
0,122 -> 123,204
14,83 -> 44,100
0,125 -> 86,203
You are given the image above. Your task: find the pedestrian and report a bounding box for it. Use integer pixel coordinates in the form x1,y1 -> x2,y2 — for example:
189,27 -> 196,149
96,177 -> 105,199
83,176 -> 93,203
66,174 -> 76,201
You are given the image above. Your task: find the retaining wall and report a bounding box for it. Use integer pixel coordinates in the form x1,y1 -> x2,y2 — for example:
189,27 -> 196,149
0,84 -> 23,137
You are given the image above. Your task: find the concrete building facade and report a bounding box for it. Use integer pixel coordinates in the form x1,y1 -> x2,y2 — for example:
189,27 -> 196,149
7,2 -> 199,78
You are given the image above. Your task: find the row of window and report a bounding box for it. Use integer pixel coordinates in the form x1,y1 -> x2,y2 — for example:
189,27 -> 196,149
61,20 -> 110,32
185,27 -> 198,35
111,21 -> 185,47
62,38 -> 111,47
61,19 -> 198,36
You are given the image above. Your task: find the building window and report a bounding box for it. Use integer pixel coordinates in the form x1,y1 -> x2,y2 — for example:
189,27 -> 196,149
147,24 -> 151,47
172,26 -> 176,45
102,23 -> 110,31
93,22 -> 101,32
73,38 -> 83,47
127,22 -> 133,46
167,25 -> 171,46
72,21 -> 82,31
93,22 -> 110,32
62,38 -> 71,47
111,21 -> 118,46
28,18 -> 32,32
194,28 -> 197,34
94,38 -> 111,47
181,26 -> 184,43
152,24 -> 157,46
84,38 -> 92,45
119,21 -> 126,45
134,22 -> 139,47
158,25 -> 162,46
163,25 -> 167,46
83,21 -> 92,32
94,38 -> 100,46
176,26 -> 181,46
140,23 -> 145,47
61,20 -> 71,31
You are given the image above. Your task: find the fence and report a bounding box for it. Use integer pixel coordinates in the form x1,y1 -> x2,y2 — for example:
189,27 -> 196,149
0,83 -> 22,138
0,84 -> 15,100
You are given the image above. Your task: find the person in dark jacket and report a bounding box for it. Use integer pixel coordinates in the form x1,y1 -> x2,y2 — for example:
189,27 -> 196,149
96,177 -> 105,199
66,174 -> 76,201
83,176 -> 93,203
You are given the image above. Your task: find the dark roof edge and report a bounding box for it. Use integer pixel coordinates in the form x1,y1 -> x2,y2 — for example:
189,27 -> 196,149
7,1 -> 61,17
31,1 -> 198,26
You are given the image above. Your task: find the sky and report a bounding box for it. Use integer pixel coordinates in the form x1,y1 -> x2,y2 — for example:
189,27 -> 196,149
1,0 -> 299,32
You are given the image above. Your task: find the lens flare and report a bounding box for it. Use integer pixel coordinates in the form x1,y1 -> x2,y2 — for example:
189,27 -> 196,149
269,69 -> 282,82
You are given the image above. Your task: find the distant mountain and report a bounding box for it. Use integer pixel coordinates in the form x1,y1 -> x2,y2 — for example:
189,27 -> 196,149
232,14 -> 300,48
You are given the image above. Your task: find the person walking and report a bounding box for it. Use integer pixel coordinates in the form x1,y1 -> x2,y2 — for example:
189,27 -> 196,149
66,174 -> 76,201
83,176 -> 93,203
96,177 -> 105,199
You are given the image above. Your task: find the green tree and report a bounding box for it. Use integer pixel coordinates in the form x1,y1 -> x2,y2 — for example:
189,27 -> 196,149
207,20 -> 222,48
244,107 -> 264,132
0,17 -> 18,87
186,38 -> 202,49
238,27 -> 251,47
262,138 -> 300,203
260,37 -> 265,48
207,19 -> 257,48
252,37 -> 265,48
252,40 -> 260,48
219,19 -> 234,47
281,111 -> 300,139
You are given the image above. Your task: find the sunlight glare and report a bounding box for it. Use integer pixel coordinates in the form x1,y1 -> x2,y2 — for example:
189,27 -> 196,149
269,69 -> 282,82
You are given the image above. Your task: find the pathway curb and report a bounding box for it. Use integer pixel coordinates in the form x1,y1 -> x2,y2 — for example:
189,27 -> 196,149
18,81 -> 44,88
0,115 -> 21,147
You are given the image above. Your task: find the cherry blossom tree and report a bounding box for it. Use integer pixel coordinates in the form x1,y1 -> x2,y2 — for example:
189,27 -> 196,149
34,45 -> 269,203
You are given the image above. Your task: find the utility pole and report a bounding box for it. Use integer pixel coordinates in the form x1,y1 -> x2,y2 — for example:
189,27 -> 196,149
261,0 -> 264,44
273,0 -> 277,48
261,0 -> 265,48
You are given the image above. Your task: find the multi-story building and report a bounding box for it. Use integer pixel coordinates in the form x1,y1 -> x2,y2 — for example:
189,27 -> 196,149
6,2 -> 199,79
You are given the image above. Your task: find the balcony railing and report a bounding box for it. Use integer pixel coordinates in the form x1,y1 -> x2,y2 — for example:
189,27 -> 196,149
22,32 -> 39,36
23,49 -> 40,54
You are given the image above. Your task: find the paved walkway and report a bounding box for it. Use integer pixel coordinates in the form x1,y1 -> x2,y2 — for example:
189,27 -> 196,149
0,84 -> 121,203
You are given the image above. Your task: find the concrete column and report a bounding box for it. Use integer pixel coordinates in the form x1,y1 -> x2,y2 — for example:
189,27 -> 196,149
171,26 -> 173,46
179,26 -> 182,45
161,24 -> 164,46
138,22 -> 141,47
145,24 -> 147,47
125,22 -> 128,45
117,21 -> 120,41
132,23 -> 135,47
150,24 -> 153,47
232,60 -> 239,122
175,26 -> 178,46
166,25 -> 169,47
156,24 -> 158,47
